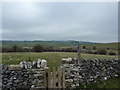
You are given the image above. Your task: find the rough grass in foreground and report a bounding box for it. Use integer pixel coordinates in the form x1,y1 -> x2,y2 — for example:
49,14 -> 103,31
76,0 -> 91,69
2,52 -> 119,89
2,52 -> 118,70
74,77 -> 119,89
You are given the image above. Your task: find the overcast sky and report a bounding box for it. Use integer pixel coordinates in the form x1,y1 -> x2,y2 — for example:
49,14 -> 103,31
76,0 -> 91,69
2,2 -> 118,43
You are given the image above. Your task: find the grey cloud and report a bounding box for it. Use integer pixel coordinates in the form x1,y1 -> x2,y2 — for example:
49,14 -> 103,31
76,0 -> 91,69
2,2 -> 118,43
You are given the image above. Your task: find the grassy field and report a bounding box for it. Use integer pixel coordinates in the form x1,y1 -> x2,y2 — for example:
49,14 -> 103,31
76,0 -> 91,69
74,77 -> 119,89
1,52 -> 119,88
1,41 -> 119,89
2,52 -> 118,70
2,40 -> 97,48
2,41 -> 119,51
85,42 -> 119,50
61,42 -> 119,54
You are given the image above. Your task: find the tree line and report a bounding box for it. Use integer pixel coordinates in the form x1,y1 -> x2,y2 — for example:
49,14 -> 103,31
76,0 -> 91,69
2,44 -> 77,53
2,44 -> 117,56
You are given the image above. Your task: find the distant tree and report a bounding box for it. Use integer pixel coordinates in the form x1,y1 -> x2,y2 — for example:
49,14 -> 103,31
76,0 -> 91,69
107,48 -> 110,50
2,47 -> 7,52
12,45 -> 23,52
97,49 -> 107,55
33,44 -> 44,52
108,51 -> 116,55
82,46 -> 86,49
118,47 -> 120,55
93,46 -> 96,50
93,51 -> 98,54
48,46 -> 54,51
85,50 -> 93,54
2,47 -> 13,52
12,45 -> 18,52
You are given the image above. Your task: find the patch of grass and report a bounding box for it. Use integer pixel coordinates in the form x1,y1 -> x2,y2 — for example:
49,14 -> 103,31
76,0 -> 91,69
2,52 -> 119,88
2,52 -> 118,70
85,77 -> 119,88
72,77 -> 119,89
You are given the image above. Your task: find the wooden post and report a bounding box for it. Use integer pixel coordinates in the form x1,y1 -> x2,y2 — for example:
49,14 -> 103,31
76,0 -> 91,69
62,66 -> 65,88
77,44 -> 81,65
57,66 -> 61,88
53,67 -> 56,88
44,67 -> 51,88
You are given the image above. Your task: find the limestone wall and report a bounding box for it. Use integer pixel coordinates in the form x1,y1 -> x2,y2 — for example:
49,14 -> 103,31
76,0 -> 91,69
1,58 -> 120,89
63,58 -> 119,88
2,64 -> 50,89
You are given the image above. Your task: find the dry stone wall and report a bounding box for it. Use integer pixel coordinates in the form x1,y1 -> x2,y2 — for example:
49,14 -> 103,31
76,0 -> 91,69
1,58 -> 120,89
63,58 -> 119,88
2,64 -> 46,90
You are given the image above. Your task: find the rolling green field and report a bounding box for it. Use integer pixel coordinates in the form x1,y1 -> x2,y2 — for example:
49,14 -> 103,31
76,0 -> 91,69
2,40 -> 96,48
2,41 -> 119,51
2,52 -> 118,70
75,77 -> 119,89
1,52 -> 119,88
61,42 -> 119,52
1,41 -> 119,89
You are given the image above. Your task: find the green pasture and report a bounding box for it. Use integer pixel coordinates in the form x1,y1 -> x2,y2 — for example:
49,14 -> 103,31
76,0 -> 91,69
75,77 -> 119,89
2,41 -> 119,51
1,52 -> 119,88
2,52 -> 118,70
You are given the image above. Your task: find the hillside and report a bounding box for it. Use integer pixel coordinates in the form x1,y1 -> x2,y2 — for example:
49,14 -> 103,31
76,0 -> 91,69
85,42 -> 119,50
59,42 -> 119,51
1,40 -> 119,52
2,40 -> 98,48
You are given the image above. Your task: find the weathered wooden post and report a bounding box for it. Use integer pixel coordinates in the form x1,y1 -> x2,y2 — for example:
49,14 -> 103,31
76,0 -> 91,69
57,66 -> 65,89
77,44 -> 81,65
62,66 -> 65,89
77,43 -> 86,65
50,72 -> 53,88
53,67 -> 56,88
44,67 -> 51,89
57,66 -> 61,88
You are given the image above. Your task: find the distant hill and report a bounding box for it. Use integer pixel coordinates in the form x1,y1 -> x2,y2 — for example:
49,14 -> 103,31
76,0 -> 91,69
2,40 -> 99,48
86,42 -> 119,50
2,40 -> 119,52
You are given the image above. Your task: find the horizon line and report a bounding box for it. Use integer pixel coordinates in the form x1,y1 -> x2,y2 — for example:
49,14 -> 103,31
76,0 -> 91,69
1,39 -> 119,43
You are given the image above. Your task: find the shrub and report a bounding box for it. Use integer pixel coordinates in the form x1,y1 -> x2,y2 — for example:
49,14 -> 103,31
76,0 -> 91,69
82,46 -> 86,49
12,45 -> 23,52
93,51 -> 98,54
97,49 -> 107,55
33,44 -> 44,52
108,51 -> 116,55
93,46 -> 96,50
85,50 -> 93,54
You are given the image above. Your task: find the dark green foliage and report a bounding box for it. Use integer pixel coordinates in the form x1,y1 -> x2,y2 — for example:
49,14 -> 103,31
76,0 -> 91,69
96,49 -> 107,55
79,83 -> 85,88
12,45 -> 18,52
61,48 -> 77,52
33,44 -> 44,52
12,45 -> 23,52
93,46 -> 96,50
86,82 -> 99,88
107,48 -> 110,50
85,50 -> 94,54
2,45 -> 23,52
108,51 -> 116,55
85,49 -> 107,55
73,77 -> 119,89
82,46 -> 86,49
2,47 -> 10,52
1,41 -> 119,54
2,40 -> 98,48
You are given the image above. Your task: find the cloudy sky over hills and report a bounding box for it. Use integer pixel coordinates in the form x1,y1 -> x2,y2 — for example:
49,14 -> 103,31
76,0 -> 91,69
2,2 -> 118,43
